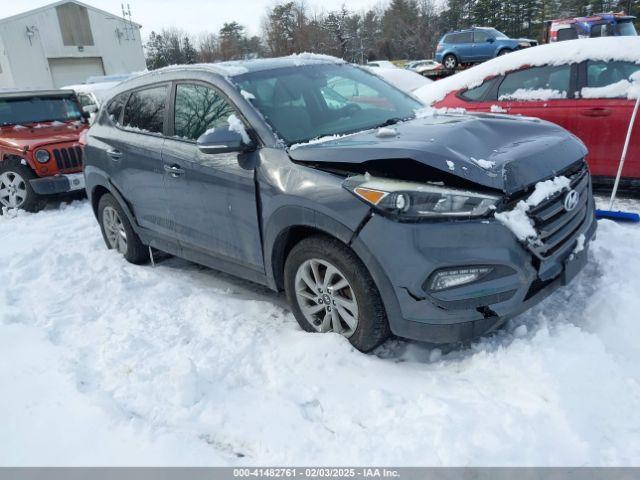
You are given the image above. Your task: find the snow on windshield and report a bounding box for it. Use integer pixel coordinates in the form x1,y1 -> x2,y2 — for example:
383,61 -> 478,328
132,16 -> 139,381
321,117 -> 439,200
414,37 -> 640,105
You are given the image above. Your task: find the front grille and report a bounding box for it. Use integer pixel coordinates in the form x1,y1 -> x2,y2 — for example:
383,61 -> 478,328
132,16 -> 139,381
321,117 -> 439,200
53,146 -> 83,171
526,163 -> 591,259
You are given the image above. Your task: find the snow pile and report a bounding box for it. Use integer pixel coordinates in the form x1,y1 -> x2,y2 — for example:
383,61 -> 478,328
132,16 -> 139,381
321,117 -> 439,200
499,89 -> 567,101
495,176 -> 571,241
470,157 -> 496,169
289,52 -> 345,66
290,132 -> 360,150
446,160 -> 455,171
414,37 -> 640,106
227,114 -> 250,144
2,199 -> 640,466
240,90 -> 255,101
375,127 -> 397,138
490,105 -> 507,113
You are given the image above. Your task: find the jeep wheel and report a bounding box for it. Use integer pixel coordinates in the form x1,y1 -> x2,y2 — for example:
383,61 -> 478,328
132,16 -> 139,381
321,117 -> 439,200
0,159 -> 46,212
497,48 -> 512,56
98,193 -> 148,264
443,54 -> 458,70
284,235 -> 390,352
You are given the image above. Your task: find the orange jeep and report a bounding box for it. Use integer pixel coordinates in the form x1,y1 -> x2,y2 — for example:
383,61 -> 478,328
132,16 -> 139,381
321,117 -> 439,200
0,90 -> 89,211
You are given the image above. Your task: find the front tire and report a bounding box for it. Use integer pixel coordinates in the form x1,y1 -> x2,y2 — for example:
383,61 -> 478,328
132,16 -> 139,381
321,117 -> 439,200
497,48 -> 512,56
443,54 -> 458,70
284,235 -> 390,352
0,158 -> 46,212
98,193 -> 148,264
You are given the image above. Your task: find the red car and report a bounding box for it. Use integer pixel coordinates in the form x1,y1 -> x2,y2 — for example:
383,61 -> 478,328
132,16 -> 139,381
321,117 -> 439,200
419,38 -> 640,188
0,90 -> 89,211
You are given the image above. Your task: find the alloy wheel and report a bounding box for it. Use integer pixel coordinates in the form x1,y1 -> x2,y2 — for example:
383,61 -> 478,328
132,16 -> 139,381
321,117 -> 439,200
294,258 -> 359,337
0,171 -> 28,209
102,206 -> 128,254
444,56 -> 456,69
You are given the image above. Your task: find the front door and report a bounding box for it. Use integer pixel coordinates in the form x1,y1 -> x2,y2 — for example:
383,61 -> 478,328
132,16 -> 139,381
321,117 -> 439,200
162,81 -> 264,270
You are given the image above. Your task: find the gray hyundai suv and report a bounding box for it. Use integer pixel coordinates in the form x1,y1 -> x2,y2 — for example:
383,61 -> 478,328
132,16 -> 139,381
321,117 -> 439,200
84,55 -> 596,352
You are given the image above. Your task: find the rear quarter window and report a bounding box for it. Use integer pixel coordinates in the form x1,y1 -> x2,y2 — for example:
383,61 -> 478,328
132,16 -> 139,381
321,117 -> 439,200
106,93 -> 127,124
122,85 -> 168,134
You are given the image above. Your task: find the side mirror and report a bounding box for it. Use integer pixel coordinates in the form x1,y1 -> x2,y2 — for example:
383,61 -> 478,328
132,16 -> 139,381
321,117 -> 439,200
81,110 -> 91,121
197,126 -> 254,154
83,104 -> 98,114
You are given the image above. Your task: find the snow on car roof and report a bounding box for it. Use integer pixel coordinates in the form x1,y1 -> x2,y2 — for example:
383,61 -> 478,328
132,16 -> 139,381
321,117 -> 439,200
414,37 -> 640,105
125,53 -> 345,85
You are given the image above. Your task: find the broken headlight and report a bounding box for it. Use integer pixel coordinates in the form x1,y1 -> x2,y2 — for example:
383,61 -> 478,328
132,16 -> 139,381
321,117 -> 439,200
343,175 -> 500,220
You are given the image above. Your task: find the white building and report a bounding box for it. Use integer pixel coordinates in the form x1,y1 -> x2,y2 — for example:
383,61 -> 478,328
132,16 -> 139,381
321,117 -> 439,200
0,0 -> 146,89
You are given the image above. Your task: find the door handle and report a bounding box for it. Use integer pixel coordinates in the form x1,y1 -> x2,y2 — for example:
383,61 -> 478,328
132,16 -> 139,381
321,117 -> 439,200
163,164 -> 185,177
107,149 -> 122,160
580,107 -> 612,117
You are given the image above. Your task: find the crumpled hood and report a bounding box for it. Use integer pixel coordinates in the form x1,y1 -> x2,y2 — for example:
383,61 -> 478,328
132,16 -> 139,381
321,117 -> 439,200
288,113 -> 587,195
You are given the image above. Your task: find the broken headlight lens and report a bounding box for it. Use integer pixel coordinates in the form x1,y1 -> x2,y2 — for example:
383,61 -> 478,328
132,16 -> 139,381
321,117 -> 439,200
343,175 -> 500,219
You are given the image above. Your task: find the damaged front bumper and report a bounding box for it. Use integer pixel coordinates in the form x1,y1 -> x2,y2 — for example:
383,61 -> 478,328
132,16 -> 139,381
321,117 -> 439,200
353,197 -> 597,344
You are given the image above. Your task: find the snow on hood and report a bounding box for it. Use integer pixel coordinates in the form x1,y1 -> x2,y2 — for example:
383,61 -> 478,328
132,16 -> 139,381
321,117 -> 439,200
415,37 -> 640,105
288,113 -> 587,194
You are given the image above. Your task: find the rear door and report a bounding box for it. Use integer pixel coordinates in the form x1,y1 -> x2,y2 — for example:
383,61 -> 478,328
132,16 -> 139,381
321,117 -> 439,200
109,84 -> 174,237
574,60 -> 640,179
455,32 -> 475,62
162,81 -> 264,270
494,64 -> 577,132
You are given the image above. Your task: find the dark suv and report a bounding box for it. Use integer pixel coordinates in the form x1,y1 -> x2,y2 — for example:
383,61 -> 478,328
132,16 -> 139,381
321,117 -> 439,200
84,56 -> 596,352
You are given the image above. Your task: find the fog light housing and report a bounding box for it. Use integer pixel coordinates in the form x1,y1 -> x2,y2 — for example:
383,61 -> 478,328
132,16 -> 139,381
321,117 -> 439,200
428,266 -> 493,291
35,149 -> 50,164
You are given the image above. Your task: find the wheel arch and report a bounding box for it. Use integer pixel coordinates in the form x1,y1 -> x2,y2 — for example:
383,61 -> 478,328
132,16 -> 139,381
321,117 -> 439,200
87,174 -> 138,232
265,206 -> 358,291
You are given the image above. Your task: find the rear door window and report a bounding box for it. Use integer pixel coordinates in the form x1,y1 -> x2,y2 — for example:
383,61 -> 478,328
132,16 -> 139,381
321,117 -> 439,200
122,85 -> 168,134
173,83 -> 236,141
498,65 -> 571,101
106,92 -> 127,124
457,32 -> 472,43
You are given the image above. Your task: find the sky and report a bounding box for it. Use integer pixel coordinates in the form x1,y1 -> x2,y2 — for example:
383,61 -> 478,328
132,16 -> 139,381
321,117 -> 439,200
3,0 -> 384,39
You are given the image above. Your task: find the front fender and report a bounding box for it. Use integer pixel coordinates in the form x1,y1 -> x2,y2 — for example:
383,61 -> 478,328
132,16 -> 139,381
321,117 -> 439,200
263,205 -> 359,290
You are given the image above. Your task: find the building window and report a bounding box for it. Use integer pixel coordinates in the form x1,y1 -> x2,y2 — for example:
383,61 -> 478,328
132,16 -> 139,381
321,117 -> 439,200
56,2 -> 94,46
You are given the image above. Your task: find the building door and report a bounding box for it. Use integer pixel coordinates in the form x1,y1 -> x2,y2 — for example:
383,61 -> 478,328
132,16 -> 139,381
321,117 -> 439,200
48,57 -> 105,87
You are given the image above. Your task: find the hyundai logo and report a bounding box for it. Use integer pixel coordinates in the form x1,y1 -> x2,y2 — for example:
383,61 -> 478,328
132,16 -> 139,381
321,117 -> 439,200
563,189 -> 580,212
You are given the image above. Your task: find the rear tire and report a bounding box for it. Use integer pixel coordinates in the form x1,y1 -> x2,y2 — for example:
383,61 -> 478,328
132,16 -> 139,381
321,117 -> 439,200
284,235 -> 390,352
0,158 -> 46,212
97,193 -> 148,264
443,54 -> 458,70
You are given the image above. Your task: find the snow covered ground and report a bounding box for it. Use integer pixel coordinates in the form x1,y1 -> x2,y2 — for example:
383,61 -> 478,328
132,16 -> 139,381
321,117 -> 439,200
1,197 -> 640,466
